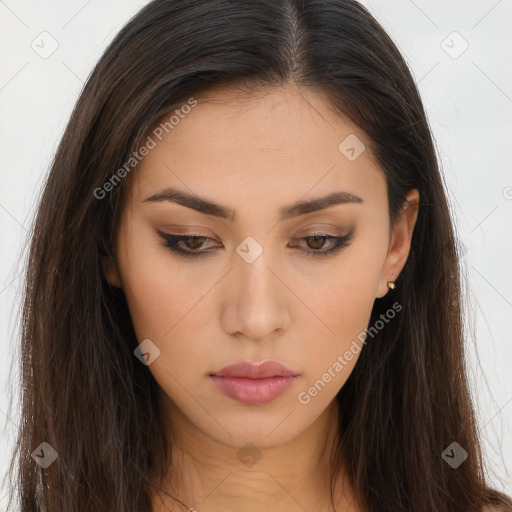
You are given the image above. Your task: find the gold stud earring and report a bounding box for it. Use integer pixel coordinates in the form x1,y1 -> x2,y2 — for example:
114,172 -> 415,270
387,280 -> 396,290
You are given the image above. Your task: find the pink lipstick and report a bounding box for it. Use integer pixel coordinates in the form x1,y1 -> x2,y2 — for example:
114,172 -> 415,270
210,360 -> 299,405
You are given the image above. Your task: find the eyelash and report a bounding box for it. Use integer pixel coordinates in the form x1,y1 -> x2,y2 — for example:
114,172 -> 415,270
157,230 -> 353,259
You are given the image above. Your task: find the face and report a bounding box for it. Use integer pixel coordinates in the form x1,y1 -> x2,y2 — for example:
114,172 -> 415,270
104,83 -> 418,449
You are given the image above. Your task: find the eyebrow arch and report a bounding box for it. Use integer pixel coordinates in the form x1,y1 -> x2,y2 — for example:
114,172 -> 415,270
143,187 -> 363,222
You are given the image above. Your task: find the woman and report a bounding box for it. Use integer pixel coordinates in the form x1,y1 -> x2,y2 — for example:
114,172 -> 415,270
6,0 -> 511,511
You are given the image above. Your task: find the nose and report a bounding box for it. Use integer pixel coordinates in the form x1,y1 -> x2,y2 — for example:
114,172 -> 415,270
220,242 -> 290,342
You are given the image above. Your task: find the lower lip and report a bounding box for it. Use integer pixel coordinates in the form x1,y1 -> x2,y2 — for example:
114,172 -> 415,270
210,375 -> 297,404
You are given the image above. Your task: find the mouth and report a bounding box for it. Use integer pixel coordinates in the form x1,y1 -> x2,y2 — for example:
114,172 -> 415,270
209,360 -> 300,405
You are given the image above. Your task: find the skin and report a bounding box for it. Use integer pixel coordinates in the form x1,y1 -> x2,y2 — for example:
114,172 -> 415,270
104,82 -> 419,512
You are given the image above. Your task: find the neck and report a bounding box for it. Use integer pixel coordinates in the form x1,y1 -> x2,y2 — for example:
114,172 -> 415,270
150,395 -> 357,512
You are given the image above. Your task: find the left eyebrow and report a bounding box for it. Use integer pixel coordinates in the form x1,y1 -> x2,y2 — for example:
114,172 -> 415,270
143,187 -> 363,223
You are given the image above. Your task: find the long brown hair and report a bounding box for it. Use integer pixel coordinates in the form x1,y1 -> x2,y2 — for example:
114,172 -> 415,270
5,0 -> 511,511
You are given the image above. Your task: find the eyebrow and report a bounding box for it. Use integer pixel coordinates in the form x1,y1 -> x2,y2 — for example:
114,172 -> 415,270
143,187 -> 363,222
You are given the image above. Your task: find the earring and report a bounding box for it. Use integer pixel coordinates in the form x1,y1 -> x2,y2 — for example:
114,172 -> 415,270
387,280 -> 396,290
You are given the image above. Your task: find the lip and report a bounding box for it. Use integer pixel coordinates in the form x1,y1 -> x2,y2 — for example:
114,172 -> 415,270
211,360 -> 299,379
209,360 -> 300,405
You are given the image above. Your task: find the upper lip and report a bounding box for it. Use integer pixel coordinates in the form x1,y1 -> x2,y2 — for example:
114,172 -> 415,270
210,360 -> 299,379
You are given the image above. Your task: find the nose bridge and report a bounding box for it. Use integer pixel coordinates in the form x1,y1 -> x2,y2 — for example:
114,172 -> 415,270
235,239 -> 280,307
225,237 -> 288,339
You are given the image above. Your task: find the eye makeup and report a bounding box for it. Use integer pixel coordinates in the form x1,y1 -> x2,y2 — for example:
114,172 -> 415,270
156,229 -> 354,259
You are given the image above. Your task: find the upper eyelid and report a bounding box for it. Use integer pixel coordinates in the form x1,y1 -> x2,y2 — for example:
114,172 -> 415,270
157,226 -> 348,238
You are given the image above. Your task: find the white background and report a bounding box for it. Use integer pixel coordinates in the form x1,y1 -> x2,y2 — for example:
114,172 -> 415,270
1,0 -> 511,508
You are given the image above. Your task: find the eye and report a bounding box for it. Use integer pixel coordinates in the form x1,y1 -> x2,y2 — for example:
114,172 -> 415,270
157,230 -> 353,259
157,230 -> 221,259
288,232 -> 353,258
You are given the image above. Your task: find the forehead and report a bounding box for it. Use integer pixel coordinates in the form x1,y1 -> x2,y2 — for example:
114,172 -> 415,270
129,83 -> 386,211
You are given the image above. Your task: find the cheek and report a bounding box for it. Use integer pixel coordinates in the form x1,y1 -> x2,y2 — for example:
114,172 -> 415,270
313,241 -> 386,334
301,278 -> 372,383
116,229 -> 225,397
298,236 -> 387,387
116,227 -> 198,345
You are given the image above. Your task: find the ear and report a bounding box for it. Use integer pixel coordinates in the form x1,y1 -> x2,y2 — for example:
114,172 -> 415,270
375,188 -> 419,298
102,256 -> 123,289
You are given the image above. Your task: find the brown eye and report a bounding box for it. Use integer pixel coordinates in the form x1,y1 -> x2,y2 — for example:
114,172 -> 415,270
182,237 -> 208,250
289,233 -> 354,258
305,235 -> 329,250
157,231 -> 221,259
